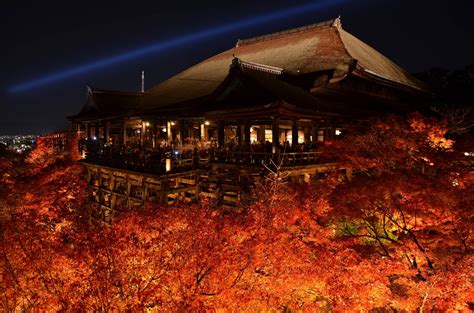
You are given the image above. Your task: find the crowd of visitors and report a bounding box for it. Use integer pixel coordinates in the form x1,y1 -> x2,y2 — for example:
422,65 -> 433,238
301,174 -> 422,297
79,137 -> 322,174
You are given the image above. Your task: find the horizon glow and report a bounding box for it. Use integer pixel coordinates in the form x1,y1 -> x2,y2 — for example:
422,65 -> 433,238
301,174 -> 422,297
9,0 -> 349,93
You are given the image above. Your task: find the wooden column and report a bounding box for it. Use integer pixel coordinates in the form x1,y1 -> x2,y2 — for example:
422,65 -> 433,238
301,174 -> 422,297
94,123 -> 100,139
121,119 -> 127,145
199,122 -> 204,141
272,118 -> 280,155
140,121 -> 146,147
311,120 -> 319,144
152,118 -> 157,148
217,121 -> 225,148
304,127 -> 311,144
258,126 -> 266,144
166,121 -> 172,145
105,121 -> 110,143
292,119 -> 298,147
244,120 -> 251,149
179,120 -> 186,145
328,121 -> 336,141
237,120 -> 244,147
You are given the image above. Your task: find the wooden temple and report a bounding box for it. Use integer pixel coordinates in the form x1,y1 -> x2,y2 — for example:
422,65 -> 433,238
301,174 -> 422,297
68,17 -> 429,222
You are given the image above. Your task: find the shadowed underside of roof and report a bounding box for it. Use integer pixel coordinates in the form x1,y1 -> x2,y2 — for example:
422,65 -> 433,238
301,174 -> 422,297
68,88 -> 143,121
142,17 -> 427,111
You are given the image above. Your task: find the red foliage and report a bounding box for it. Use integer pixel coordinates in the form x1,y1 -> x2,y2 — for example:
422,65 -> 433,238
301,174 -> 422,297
0,115 -> 472,311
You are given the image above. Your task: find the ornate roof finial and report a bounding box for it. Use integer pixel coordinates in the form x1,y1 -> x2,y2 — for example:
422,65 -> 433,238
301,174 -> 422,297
332,15 -> 342,29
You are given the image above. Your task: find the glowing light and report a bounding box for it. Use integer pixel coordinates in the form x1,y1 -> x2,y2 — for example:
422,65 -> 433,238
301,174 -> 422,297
171,121 -> 175,126
145,122 -> 151,127
162,128 -> 167,132
9,0 -> 349,93
166,158 -> 172,172
335,129 -> 342,136
204,121 -> 210,126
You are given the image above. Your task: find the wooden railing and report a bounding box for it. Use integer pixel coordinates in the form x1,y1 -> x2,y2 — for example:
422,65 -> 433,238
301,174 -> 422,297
212,151 -> 323,167
212,151 -> 273,165
84,147 -> 325,175
280,152 -> 322,166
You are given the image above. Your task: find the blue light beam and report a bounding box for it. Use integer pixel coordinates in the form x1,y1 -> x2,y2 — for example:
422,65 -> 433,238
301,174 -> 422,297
9,0 -> 349,93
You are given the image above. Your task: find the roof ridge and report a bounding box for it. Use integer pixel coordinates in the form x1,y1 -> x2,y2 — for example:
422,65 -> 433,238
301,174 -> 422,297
235,17 -> 341,47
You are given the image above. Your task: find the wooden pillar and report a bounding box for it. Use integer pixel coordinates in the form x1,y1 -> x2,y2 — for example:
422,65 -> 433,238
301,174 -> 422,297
105,121 -> 110,143
166,121 -> 172,145
272,118 -> 280,155
94,123 -> 100,139
324,123 -> 331,142
257,126 -> 266,144
199,122 -> 204,141
328,122 -> 335,141
179,120 -> 186,145
244,120 -> 251,149
217,121 -> 225,148
304,127 -> 311,144
121,119 -> 127,145
237,120 -> 244,147
140,121 -> 146,147
292,119 -> 298,147
311,120 -> 319,144
152,118 -> 157,148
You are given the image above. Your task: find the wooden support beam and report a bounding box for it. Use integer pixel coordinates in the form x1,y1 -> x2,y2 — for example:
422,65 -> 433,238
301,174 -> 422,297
152,118 -> 157,148
257,126 -> 265,144
140,120 -> 146,148
311,120 -> 319,144
237,120 -> 243,147
167,121 -> 172,145
292,119 -> 298,147
105,121 -> 110,143
94,123 -> 99,138
218,121 -> 225,148
304,127 -> 311,144
121,118 -> 127,145
179,120 -> 187,145
244,120 -> 251,148
272,118 -> 280,156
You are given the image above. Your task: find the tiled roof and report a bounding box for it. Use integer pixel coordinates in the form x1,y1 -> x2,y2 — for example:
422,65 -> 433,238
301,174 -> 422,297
141,17 -> 427,111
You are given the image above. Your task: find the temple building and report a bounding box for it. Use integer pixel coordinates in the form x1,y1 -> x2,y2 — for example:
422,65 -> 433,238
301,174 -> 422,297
68,17 -> 429,221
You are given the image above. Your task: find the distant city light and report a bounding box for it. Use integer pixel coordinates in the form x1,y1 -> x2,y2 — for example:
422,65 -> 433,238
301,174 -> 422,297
0,135 -> 37,154
335,129 -> 342,136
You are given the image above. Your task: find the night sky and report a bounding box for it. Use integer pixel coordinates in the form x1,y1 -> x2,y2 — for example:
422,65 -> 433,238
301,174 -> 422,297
2,0 -> 473,135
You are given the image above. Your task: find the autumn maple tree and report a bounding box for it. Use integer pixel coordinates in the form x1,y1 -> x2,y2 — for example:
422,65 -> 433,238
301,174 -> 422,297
0,116 -> 472,311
